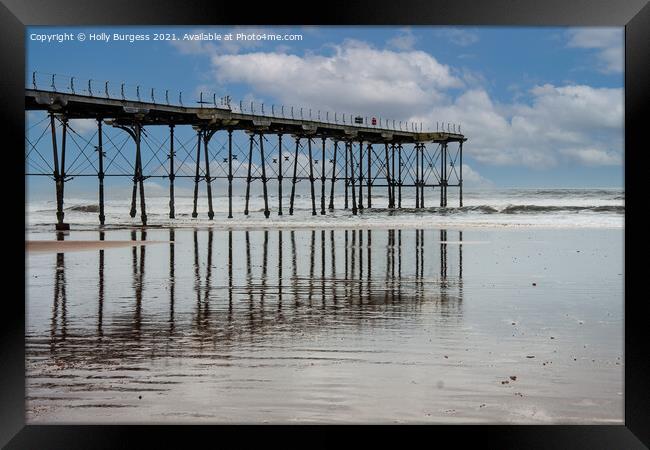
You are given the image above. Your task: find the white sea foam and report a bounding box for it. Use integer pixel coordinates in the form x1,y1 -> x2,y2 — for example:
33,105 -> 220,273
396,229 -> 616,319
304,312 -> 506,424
26,189 -> 624,230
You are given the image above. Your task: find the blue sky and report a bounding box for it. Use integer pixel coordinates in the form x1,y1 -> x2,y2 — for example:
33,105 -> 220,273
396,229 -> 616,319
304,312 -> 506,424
26,26 -> 624,197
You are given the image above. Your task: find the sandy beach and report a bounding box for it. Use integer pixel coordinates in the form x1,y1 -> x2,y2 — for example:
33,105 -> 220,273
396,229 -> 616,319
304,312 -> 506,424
25,226 -> 623,424
26,240 -> 166,253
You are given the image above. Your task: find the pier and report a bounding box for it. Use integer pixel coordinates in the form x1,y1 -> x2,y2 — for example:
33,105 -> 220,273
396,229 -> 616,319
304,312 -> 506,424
25,73 -> 467,229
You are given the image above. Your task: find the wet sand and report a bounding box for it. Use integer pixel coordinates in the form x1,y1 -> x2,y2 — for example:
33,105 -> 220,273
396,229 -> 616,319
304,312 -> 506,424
27,240 -> 165,253
25,227 -> 623,424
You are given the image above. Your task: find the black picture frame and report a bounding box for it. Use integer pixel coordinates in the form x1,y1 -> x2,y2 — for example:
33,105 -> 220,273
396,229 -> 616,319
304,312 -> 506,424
2,0 -> 647,447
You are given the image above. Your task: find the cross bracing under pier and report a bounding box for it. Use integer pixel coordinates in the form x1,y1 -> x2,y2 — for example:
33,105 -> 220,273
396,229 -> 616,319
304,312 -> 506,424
25,74 -> 467,229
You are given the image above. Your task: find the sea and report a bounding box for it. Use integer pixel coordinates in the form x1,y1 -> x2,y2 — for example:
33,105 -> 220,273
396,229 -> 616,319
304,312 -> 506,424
26,188 -> 624,232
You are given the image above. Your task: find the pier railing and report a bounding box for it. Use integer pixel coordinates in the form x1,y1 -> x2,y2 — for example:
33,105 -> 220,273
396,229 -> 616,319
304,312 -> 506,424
29,71 -> 462,134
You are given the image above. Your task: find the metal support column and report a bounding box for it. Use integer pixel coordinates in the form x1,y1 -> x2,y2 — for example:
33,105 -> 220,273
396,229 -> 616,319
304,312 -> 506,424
308,138 -> 317,216
328,141 -> 338,211
367,143 -> 372,208
50,113 -> 69,230
390,143 -> 396,208
320,137 -> 326,215
358,141 -> 364,210
444,143 -> 449,207
192,129 -> 202,218
289,137 -> 300,215
349,141 -> 357,215
459,141 -> 463,207
244,133 -> 254,216
116,123 -> 145,224
344,141 -> 349,209
227,129 -> 233,218
259,133 -> 270,218
398,144 -> 402,208
97,119 -> 105,225
277,134 -> 283,215
129,125 -> 138,219
168,124 -> 175,219
415,143 -> 420,209
136,124 -> 147,225
440,142 -> 447,208
203,129 -> 214,220
420,143 -> 425,208
384,142 -> 392,209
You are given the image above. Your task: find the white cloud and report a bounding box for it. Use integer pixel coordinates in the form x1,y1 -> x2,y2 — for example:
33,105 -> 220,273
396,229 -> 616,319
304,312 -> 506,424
437,28 -> 480,47
68,118 -> 99,135
171,27 -> 278,56
561,147 -> 622,166
415,84 -> 623,168
461,164 -> 493,188
209,40 -> 462,119
387,29 -> 417,50
172,35 -> 622,172
566,28 -> 623,73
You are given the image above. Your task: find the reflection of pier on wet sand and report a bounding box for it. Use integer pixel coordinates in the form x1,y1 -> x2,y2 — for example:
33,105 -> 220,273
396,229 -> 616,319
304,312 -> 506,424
41,228 -> 463,363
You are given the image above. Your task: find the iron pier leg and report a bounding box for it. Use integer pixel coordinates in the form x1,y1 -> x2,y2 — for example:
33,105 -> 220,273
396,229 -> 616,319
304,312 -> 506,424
97,119 -> 105,226
244,134 -> 254,216
368,143 -> 376,209
440,142 -> 447,208
391,143 -> 396,208
192,129 -> 201,218
203,130 -> 214,220
168,125 -> 175,219
384,142 -> 392,209
358,141 -> 364,210
349,141 -> 357,215
259,133 -> 270,218
136,124 -> 147,226
398,144 -> 403,208
308,138 -> 317,216
277,134 -> 283,216
421,143 -> 425,208
415,143 -> 420,209
129,125 -> 138,218
344,141 -> 349,209
459,141 -> 463,207
445,143 -> 449,208
130,175 -> 137,218
329,141 -> 338,211
227,129 -> 233,218
320,137 -> 326,215
50,114 -> 68,230
289,137 -> 300,215
367,143 -> 372,208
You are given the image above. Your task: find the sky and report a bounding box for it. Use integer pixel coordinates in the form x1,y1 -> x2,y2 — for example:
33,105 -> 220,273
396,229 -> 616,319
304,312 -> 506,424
25,26 -> 624,198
